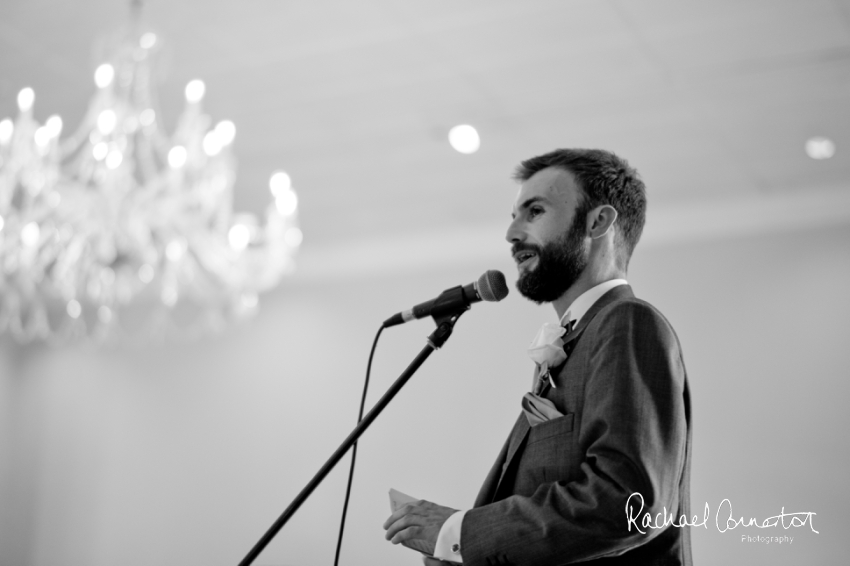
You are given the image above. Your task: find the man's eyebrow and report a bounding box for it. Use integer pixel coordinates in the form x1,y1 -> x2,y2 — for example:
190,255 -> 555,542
511,196 -> 548,218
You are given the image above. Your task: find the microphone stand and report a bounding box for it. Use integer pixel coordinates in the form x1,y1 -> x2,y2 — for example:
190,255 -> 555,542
237,309 -> 466,566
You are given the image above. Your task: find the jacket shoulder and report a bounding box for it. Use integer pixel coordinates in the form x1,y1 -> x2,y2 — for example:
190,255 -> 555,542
588,294 -> 683,352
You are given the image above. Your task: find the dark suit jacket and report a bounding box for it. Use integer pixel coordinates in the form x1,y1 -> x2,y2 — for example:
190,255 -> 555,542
461,285 -> 692,566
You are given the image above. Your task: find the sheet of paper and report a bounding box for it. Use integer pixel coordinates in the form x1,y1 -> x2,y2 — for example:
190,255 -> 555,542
387,489 -> 438,558
388,488 -> 419,513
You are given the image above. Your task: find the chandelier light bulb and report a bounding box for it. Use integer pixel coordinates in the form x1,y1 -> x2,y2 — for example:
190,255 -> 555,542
105,150 -> 123,170
275,189 -> 298,216
284,227 -> 303,247
98,306 -> 112,323
34,127 -> 51,147
165,239 -> 187,261
185,79 -> 206,103
269,171 -> 291,197
448,124 -> 480,154
139,109 -> 155,127
21,222 -> 40,247
215,120 -> 236,146
0,119 -> 13,145
97,110 -> 117,135
100,268 -> 115,286
138,264 -> 155,283
805,136 -> 836,160
202,131 -> 222,156
241,292 -> 259,309
66,300 -> 82,319
45,115 -> 63,138
228,224 -> 251,251
161,286 -> 178,307
92,142 -> 108,161
17,88 -> 35,112
168,146 -> 188,168
139,32 -> 157,49
94,64 -> 115,88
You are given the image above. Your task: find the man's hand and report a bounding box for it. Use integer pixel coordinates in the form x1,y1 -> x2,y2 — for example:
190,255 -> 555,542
383,499 -> 457,556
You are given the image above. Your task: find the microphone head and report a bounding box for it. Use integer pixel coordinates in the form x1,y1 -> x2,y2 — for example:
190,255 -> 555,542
477,270 -> 509,302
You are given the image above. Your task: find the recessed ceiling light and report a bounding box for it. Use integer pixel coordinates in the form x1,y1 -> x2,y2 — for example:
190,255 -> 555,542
805,136 -> 835,160
449,124 -> 480,154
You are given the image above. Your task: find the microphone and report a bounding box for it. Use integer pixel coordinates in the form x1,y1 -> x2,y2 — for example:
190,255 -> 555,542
383,270 -> 509,328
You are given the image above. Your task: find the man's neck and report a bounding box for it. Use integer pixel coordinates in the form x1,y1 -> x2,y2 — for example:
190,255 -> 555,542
552,266 -> 626,321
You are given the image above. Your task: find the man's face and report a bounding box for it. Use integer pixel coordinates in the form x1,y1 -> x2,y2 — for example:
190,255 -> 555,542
505,167 -> 590,304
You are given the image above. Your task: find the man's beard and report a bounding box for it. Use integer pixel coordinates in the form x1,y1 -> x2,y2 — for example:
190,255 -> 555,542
515,219 -> 588,304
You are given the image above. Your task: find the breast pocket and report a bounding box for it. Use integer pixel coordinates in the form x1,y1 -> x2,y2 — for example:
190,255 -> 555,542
515,414 -> 577,492
527,413 -> 574,446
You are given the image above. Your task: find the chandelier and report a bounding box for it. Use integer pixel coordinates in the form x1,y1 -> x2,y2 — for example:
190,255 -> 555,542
0,16 -> 301,344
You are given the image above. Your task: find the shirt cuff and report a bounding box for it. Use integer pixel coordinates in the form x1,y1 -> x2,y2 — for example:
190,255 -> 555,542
433,510 -> 466,563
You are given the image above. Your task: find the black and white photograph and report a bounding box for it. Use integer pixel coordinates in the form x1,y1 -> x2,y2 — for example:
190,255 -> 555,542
0,1 -> 847,565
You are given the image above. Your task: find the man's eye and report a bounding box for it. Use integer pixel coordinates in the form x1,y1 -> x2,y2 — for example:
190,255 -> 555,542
529,207 -> 543,217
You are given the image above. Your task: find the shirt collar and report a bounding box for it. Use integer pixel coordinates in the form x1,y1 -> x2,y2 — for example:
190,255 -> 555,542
559,279 -> 628,327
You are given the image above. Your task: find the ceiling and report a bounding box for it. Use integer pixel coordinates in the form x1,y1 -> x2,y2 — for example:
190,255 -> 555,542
1,0 -> 849,278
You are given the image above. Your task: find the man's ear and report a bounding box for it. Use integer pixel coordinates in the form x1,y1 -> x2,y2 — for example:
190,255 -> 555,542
588,205 -> 617,239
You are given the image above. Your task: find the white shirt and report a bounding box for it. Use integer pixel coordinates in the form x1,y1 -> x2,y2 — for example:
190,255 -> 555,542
433,279 -> 629,563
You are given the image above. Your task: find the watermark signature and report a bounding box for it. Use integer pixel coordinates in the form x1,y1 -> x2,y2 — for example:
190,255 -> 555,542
625,493 -> 818,538
741,535 -> 795,544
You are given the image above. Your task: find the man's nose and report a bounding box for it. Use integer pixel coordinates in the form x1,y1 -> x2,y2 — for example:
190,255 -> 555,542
505,217 -> 524,244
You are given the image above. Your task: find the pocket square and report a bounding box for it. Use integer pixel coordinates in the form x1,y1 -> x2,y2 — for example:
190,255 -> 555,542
521,392 -> 564,426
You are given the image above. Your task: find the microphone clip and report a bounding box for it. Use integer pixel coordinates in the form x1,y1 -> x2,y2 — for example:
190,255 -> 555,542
428,285 -> 472,323
426,292 -> 467,349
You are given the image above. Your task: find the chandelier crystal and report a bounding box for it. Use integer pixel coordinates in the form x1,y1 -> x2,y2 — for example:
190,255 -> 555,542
0,23 -> 301,344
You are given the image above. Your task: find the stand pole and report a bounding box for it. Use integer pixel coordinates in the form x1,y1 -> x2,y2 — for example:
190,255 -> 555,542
238,317 -> 460,566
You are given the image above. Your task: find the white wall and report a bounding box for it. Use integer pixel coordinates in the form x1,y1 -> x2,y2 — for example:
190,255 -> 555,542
1,223 -> 848,566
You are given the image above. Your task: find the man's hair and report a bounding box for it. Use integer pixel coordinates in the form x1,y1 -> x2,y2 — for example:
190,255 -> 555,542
514,148 -> 646,269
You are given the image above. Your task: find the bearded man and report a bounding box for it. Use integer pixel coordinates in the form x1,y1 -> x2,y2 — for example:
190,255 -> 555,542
384,149 -> 693,566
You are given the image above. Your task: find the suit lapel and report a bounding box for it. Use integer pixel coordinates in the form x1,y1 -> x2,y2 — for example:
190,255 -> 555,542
489,413 -> 530,502
503,415 -> 530,473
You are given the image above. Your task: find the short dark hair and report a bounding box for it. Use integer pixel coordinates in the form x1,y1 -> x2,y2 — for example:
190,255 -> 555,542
514,148 -> 646,269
